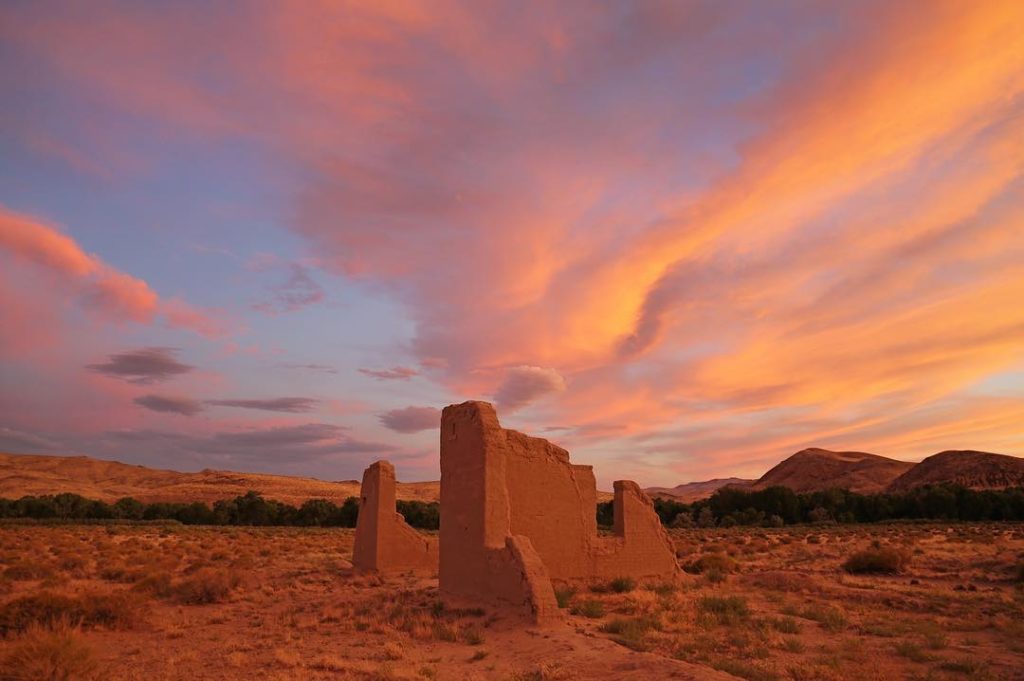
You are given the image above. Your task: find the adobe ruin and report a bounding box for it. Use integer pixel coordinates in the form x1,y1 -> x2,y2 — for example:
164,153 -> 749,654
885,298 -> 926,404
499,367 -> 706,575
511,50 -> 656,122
438,401 -> 678,621
352,460 -> 438,573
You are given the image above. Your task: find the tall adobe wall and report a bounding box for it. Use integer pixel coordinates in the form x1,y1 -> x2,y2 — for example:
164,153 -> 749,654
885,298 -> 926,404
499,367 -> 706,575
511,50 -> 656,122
439,402 -> 558,621
439,401 -> 677,620
352,460 -> 437,573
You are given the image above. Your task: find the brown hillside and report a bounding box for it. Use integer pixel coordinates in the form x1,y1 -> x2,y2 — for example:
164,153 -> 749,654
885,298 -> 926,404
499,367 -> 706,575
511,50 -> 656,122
645,477 -> 754,502
749,447 -> 913,494
0,452 -> 440,505
886,450 -> 1024,493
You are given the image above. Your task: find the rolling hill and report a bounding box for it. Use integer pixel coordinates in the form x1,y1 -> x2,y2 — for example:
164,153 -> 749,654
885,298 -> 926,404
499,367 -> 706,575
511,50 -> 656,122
746,447 -> 914,494
4,446 -> 1022,509
886,450 -> 1024,493
645,478 -> 754,502
0,452 -> 440,505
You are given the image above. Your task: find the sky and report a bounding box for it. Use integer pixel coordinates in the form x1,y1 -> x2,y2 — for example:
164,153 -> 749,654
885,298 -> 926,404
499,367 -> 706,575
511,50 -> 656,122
1,1 -> 1022,488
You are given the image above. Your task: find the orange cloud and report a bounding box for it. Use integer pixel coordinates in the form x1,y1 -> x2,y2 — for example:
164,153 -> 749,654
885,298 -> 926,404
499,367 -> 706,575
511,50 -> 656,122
3,0 -> 1022,479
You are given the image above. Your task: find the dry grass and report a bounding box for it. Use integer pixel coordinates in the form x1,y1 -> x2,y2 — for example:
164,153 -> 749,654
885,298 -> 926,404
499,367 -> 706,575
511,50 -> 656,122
565,523 -> 1024,680
842,544 -> 909,574
0,522 -> 1021,680
0,621 -> 101,681
171,567 -> 241,604
0,590 -> 141,636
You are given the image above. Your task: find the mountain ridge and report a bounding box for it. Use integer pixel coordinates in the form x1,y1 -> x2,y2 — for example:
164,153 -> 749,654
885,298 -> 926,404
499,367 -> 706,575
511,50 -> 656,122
3,447 -> 1022,507
886,450 -> 1024,493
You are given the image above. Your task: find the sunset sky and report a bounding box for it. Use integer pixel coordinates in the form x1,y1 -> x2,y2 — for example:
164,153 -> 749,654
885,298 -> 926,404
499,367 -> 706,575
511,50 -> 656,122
1,1 -> 1022,487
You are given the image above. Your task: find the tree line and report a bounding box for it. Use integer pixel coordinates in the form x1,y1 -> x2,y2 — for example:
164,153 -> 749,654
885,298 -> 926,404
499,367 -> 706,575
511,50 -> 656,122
596,484 -> 1024,528
3,484 -> 1023,530
0,491 -> 440,530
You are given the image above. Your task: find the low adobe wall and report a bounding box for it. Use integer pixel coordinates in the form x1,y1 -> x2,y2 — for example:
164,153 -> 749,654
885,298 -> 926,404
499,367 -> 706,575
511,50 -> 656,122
352,460 -> 437,573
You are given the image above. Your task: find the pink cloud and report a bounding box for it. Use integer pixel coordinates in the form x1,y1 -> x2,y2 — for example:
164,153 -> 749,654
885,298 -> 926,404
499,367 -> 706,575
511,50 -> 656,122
3,1 -> 1023,481
0,204 -> 225,335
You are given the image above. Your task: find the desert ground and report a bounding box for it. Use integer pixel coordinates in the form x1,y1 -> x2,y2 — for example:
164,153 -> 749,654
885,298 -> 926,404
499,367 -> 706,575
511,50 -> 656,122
1,523 -> 1022,681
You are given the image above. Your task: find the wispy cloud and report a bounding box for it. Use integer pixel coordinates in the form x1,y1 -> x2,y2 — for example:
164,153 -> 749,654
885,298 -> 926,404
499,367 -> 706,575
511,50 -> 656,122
1,1 -> 1022,482
378,406 -> 440,434
134,394 -> 204,416
206,397 -> 318,413
278,363 -> 338,374
359,366 -> 418,381
252,263 -> 325,315
87,348 -> 193,384
105,423 -> 393,465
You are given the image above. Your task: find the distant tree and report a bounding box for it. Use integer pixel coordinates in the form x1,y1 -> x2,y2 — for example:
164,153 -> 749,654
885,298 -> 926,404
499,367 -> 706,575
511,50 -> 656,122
233,491 -> 273,525
671,512 -> 694,529
330,497 -> 360,527
397,500 -> 440,530
297,499 -> 337,526
807,506 -> 832,524
113,497 -> 145,520
53,493 -> 91,520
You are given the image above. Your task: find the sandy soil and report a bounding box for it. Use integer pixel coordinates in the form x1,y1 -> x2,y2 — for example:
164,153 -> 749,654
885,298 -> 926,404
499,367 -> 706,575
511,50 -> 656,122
1,523 -> 1022,680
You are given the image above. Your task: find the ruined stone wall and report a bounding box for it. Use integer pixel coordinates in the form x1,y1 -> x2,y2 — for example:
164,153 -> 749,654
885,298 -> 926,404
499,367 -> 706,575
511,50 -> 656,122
352,460 -> 437,573
438,401 -> 678,620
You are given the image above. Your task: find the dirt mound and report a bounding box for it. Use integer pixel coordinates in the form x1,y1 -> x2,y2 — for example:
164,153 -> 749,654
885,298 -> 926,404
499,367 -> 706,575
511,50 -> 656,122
887,450 -> 1024,493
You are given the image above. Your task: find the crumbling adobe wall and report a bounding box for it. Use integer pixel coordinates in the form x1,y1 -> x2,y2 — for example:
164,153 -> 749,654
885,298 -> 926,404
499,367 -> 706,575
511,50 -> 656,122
439,401 -> 677,620
439,402 -> 558,622
352,460 -> 437,573
501,417 -> 678,580
590,480 -> 679,578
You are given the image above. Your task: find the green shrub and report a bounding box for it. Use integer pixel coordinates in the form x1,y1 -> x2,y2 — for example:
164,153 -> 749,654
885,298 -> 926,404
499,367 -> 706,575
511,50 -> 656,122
553,585 -> 577,609
570,599 -> 605,619
171,568 -> 240,605
696,595 -> 749,626
894,641 -> 931,663
798,604 -> 846,632
609,577 -> 636,593
131,572 -> 173,598
768,616 -> 801,634
599,615 -> 660,651
842,546 -> 908,574
683,553 -> 737,575
461,625 -> 484,645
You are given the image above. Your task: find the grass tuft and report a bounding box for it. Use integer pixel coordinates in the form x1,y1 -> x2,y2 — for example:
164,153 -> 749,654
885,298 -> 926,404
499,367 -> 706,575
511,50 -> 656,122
553,585 -> 577,609
0,622 -> 101,681
569,599 -> 605,619
696,595 -> 749,626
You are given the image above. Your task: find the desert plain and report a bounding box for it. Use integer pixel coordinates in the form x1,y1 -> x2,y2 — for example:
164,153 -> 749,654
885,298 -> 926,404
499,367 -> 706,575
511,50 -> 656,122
1,522 -> 1022,681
